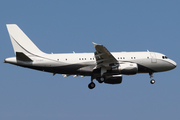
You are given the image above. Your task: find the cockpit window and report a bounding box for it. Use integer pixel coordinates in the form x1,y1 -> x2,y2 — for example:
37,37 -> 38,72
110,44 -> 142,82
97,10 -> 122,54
162,56 -> 168,59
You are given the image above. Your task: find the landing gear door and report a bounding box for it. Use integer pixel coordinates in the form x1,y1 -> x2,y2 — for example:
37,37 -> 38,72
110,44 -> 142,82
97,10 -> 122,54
150,52 -> 157,63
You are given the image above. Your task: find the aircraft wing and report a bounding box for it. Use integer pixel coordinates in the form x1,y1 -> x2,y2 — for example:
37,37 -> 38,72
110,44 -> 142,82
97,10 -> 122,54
93,42 -> 118,69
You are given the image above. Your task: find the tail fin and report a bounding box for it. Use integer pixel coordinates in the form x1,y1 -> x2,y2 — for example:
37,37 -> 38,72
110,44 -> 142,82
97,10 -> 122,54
6,24 -> 44,56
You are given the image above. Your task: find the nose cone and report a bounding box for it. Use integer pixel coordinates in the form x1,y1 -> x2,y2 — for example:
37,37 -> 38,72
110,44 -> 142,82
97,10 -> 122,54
171,60 -> 177,69
167,59 -> 177,70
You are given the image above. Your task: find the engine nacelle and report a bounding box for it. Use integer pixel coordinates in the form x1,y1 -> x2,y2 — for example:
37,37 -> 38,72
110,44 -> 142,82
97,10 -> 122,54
112,63 -> 138,75
104,75 -> 122,84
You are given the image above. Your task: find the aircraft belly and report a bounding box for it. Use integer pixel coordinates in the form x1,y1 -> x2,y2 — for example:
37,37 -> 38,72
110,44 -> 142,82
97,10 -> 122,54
16,63 -> 94,76
133,59 -> 155,73
137,64 -> 156,73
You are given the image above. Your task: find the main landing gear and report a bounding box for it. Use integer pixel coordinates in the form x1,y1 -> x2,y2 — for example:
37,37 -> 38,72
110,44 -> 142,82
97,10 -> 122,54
149,73 -> 155,84
88,82 -> 95,89
97,76 -> 104,83
88,76 -> 105,89
88,76 -> 96,89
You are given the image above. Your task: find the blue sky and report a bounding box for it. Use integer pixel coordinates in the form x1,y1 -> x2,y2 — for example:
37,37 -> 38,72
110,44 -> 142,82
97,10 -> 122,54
0,0 -> 180,120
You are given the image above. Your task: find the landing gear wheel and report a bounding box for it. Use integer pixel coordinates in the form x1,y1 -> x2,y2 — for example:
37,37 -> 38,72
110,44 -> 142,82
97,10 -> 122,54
88,82 -> 96,89
96,77 -> 104,83
99,77 -> 104,83
149,72 -> 155,84
150,79 -> 155,84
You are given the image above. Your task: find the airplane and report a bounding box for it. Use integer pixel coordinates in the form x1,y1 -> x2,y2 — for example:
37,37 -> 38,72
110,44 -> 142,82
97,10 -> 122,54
4,24 -> 177,89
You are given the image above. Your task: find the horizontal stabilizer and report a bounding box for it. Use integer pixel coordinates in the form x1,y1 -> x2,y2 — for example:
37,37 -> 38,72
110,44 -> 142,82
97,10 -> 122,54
16,52 -> 32,62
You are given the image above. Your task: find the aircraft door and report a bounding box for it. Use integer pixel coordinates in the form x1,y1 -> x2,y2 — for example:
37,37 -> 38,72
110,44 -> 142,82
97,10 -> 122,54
150,52 -> 157,63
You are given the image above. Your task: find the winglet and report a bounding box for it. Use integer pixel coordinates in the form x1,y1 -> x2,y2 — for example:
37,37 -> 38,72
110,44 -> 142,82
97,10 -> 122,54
92,42 -> 98,47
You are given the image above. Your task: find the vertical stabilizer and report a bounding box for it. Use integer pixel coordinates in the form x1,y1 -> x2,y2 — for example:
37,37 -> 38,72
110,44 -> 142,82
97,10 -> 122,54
6,24 -> 44,55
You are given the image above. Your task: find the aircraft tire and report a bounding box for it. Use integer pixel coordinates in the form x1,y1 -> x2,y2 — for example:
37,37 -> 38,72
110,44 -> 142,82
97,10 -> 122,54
96,77 -> 104,83
88,82 -> 95,89
99,77 -> 104,83
150,79 -> 155,84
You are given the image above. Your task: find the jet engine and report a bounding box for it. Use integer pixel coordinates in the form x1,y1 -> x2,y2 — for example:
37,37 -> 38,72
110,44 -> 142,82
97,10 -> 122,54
111,63 -> 138,75
104,75 -> 122,84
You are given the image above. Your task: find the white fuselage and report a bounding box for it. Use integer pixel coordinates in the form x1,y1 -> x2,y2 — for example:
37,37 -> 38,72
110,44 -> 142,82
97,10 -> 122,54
5,51 -> 177,75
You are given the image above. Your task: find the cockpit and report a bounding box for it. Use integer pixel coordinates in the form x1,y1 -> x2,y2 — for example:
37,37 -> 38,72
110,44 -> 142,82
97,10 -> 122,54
162,56 -> 168,59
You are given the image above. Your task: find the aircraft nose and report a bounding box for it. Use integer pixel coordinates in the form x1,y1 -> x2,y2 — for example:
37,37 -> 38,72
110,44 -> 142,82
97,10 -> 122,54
173,61 -> 177,67
170,60 -> 177,69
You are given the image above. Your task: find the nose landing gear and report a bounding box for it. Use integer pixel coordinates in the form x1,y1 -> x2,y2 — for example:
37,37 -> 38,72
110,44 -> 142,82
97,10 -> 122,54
149,73 -> 155,84
150,79 -> 155,84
